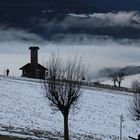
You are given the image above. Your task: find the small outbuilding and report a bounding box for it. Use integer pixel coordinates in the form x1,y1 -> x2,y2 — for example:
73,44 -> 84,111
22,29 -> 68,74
20,47 -> 48,79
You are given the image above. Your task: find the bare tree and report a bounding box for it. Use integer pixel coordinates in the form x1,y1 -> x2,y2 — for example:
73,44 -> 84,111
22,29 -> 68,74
44,54 -> 86,140
111,72 -> 118,87
111,72 -> 125,87
117,72 -> 125,87
132,80 -> 140,93
130,80 -> 140,121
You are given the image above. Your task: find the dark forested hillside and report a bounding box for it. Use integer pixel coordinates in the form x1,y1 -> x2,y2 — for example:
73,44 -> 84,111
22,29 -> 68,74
98,66 -> 140,78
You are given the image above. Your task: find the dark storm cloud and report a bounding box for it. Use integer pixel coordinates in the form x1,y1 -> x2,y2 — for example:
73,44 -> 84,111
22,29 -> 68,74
0,11 -> 140,43
39,11 -> 140,31
34,11 -> 140,40
67,11 -> 140,28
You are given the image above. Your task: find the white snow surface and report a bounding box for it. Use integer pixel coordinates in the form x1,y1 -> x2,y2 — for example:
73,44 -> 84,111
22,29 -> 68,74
0,76 -> 139,140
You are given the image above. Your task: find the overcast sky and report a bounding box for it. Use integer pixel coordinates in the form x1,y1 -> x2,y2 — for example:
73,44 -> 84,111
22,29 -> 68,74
83,0 -> 140,11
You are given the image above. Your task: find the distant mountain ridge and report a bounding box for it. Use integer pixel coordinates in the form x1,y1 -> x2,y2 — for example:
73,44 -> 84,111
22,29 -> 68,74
98,66 -> 140,78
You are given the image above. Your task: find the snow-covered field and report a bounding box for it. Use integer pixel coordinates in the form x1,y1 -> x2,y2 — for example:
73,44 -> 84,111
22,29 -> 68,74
101,74 -> 140,88
0,76 -> 139,140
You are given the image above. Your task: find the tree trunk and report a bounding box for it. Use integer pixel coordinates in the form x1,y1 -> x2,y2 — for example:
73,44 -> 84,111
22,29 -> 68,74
114,81 -> 116,87
64,113 -> 69,140
118,81 -> 121,87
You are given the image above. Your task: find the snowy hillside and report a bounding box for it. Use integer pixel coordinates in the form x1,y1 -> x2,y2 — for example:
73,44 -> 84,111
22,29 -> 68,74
0,76 -> 139,140
101,74 -> 140,88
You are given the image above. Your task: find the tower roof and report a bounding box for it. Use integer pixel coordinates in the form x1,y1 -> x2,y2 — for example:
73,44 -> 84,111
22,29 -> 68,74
29,47 -> 39,50
19,63 -> 47,70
